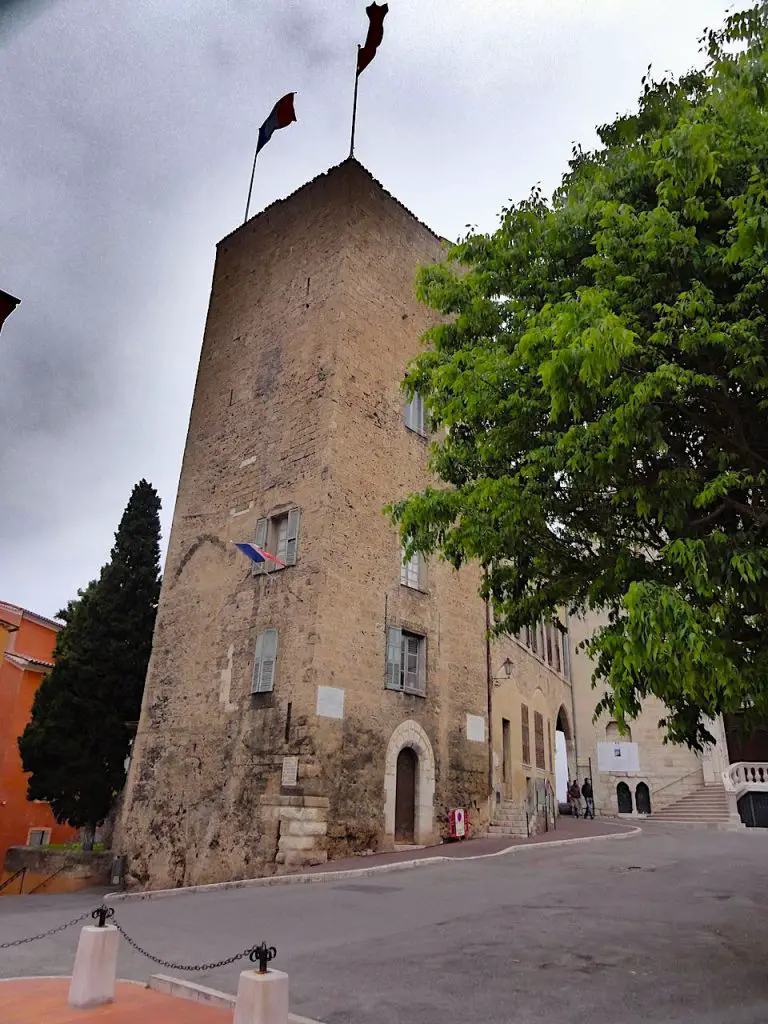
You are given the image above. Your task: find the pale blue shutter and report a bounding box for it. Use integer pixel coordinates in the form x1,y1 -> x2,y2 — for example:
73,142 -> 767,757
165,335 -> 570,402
417,635 -> 426,694
252,628 -> 278,693
562,629 -> 571,680
285,509 -> 300,565
251,631 -> 264,693
385,626 -> 402,690
253,518 -> 268,575
259,628 -> 278,691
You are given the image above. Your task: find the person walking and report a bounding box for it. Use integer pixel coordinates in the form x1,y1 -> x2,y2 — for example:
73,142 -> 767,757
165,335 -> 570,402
568,779 -> 582,818
582,777 -> 595,819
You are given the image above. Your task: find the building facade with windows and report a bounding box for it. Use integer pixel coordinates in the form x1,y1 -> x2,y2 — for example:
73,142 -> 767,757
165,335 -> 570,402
0,602 -> 78,869
114,160 -> 585,889
115,160 -> 582,890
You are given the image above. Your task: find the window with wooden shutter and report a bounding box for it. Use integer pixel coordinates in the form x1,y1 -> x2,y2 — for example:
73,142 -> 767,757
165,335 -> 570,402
521,704 -> 531,765
385,626 -> 402,690
385,626 -> 426,696
403,393 -> 425,436
400,548 -> 422,589
285,508 -> 300,565
562,630 -> 571,680
534,711 -> 545,769
252,628 -> 278,693
252,510 -> 300,573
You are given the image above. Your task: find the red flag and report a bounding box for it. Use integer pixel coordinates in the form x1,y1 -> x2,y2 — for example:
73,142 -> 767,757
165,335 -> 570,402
357,2 -> 388,76
0,289 -> 20,334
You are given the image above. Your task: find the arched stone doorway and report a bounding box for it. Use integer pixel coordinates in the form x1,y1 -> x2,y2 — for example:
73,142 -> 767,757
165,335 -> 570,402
635,781 -> 651,815
384,720 -> 436,846
617,781 -> 633,813
395,748 -> 417,842
555,705 -> 576,802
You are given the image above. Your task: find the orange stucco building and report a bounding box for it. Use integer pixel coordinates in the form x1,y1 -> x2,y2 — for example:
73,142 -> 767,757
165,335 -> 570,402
0,602 -> 78,866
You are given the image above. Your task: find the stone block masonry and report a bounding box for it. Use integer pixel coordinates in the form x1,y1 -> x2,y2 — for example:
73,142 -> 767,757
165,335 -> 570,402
114,160 -> 491,890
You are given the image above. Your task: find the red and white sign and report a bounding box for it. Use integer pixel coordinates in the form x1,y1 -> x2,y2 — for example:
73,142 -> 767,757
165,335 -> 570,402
449,808 -> 466,838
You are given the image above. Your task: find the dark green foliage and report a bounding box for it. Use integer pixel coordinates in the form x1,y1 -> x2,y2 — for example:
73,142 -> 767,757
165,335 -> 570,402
391,6 -> 768,748
19,481 -> 161,831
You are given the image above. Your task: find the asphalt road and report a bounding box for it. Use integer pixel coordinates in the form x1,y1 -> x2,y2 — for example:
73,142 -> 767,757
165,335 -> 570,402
2,823 -> 767,1024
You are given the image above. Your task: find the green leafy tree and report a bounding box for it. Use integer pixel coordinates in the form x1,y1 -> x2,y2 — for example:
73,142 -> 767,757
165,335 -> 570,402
391,5 -> 768,749
19,481 -> 161,842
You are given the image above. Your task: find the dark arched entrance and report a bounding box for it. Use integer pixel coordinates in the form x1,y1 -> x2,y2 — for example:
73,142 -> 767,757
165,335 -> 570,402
635,782 -> 651,815
395,747 -> 417,842
617,781 -> 633,814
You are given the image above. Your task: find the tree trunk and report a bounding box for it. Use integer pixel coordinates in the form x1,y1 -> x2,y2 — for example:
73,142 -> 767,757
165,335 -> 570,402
81,825 -> 95,852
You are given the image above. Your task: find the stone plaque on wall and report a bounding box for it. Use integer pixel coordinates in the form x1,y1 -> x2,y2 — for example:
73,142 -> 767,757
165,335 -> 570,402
466,714 -> 486,743
281,756 -> 299,788
316,686 -> 344,720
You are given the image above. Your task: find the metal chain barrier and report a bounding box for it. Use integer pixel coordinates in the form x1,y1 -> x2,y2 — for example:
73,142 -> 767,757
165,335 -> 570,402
111,914 -> 257,972
0,910 -> 92,949
1,903 -> 275,976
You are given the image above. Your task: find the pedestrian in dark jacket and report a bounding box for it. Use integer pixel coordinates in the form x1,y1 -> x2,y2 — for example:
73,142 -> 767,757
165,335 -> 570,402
568,779 -> 581,818
582,778 -> 594,819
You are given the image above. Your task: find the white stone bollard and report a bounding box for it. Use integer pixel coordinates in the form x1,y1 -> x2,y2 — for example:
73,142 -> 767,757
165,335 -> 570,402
68,923 -> 119,1009
233,968 -> 289,1024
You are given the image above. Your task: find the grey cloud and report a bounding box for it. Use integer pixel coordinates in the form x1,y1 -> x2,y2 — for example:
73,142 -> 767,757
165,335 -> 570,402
1,0 -> 730,617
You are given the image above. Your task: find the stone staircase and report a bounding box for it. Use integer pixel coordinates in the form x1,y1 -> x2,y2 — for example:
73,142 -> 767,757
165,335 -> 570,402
487,800 -> 529,837
650,782 -> 733,825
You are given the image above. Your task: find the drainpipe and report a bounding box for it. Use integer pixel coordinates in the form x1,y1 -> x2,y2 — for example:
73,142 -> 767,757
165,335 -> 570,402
484,586 -> 494,801
565,612 -> 580,779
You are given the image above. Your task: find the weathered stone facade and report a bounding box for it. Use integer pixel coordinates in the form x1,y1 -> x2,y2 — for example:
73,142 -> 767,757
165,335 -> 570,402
115,161 -> 495,889
568,610 -> 713,816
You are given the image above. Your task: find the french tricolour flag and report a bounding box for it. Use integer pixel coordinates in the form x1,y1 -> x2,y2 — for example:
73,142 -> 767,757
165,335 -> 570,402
234,543 -> 286,567
256,93 -> 297,157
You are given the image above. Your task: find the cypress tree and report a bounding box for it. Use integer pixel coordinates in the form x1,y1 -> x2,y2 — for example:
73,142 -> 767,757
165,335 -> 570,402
19,480 -> 161,844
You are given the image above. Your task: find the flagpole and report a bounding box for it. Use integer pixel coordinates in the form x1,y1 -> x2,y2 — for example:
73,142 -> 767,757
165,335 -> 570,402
349,47 -> 361,157
244,146 -> 260,224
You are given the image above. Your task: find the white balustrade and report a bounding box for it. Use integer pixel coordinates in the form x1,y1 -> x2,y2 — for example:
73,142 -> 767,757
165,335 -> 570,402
722,761 -> 768,795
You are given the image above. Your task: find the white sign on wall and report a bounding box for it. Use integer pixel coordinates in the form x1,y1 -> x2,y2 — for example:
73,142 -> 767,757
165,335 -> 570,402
281,756 -> 299,788
597,741 -> 640,773
466,714 -> 486,743
316,686 -> 345,720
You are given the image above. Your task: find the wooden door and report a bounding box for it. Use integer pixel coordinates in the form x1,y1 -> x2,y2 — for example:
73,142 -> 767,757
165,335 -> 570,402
502,718 -> 510,783
395,747 -> 417,843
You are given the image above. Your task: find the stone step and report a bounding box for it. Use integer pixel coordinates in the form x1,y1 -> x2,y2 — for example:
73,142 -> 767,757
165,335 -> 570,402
487,824 -> 527,836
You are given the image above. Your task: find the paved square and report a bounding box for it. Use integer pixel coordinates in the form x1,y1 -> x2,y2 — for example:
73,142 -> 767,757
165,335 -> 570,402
2,823 -> 767,1023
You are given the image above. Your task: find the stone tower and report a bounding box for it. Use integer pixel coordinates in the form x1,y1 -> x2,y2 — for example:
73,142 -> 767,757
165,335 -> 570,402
116,160 -> 493,889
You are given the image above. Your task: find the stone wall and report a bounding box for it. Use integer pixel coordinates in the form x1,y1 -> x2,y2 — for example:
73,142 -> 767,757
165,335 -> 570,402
1,846 -> 112,896
569,610 -> 703,815
115,161 -> 491,890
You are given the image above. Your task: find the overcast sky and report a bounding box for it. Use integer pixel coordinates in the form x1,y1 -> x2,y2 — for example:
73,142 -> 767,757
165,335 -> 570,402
2,0 -> 731,618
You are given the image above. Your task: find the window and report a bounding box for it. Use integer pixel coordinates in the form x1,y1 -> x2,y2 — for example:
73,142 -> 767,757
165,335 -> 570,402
403,393 -> 426,436
534,711 -> 546,770
400,548 -> 424,590
562,630 -> 571,680
385,627 -> 426,695
606,721 -> 631,742
521,703 -> 531,765
251,628 -> 278,693
521,619 -> 568,676
254,508 -> 300,572
27,828 -> 50,847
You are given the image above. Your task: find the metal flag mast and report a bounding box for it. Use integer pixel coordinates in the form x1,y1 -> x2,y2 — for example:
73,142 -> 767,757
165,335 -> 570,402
349,46 -> 361,157
349,3 -> 388,159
